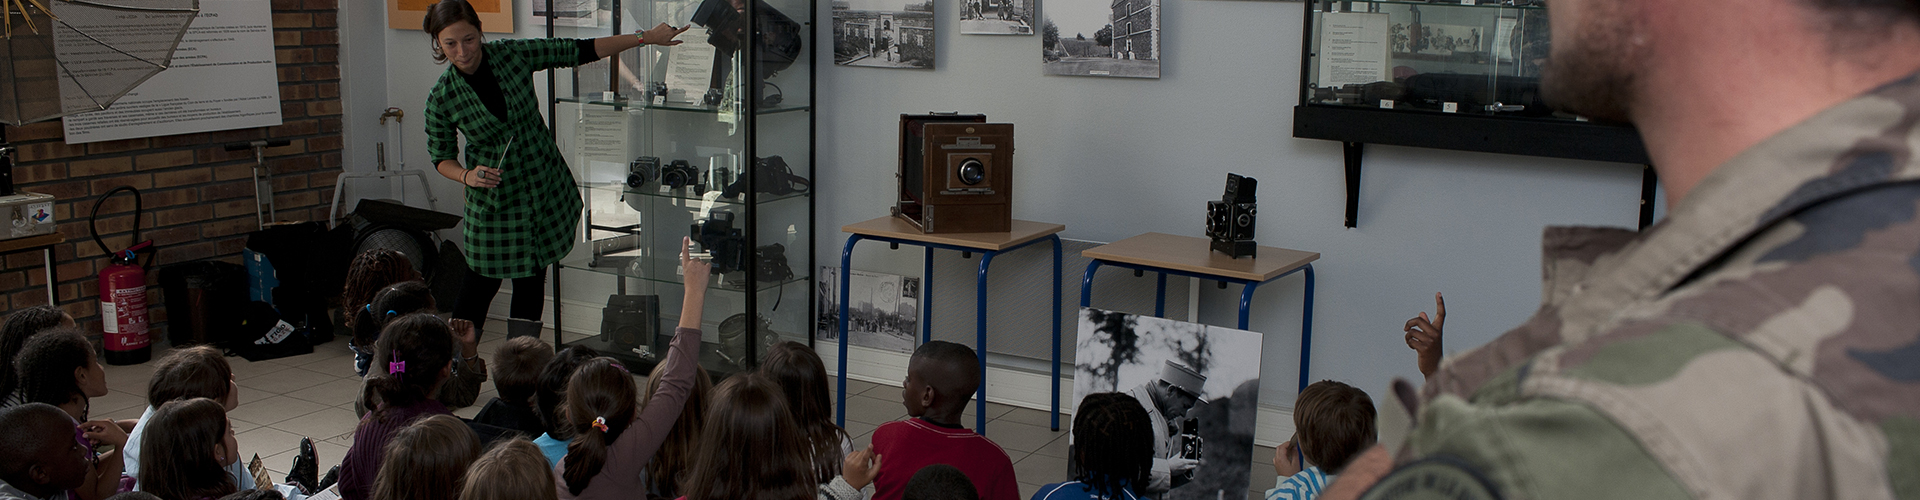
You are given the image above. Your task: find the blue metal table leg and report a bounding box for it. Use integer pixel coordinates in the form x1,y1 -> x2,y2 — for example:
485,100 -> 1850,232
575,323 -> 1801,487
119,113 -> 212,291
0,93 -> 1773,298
1299,264 -> 1316,391
923,246 -> 935,345
1238,281 -> 1262,330
1049,235 -> 1062,431
1080,260 -> 1104,309
837,235 -> 863,428
1154,272 -> 1168,317
975,251 -> 997,435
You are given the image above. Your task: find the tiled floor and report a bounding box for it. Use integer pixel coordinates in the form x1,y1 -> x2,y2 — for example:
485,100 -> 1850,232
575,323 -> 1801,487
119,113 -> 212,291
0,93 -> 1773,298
97,335 -> 1279,500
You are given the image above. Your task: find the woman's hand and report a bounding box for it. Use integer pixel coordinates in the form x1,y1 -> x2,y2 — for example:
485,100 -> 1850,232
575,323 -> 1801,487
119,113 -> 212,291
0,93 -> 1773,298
639,23 -> 691,46
464,165 -> 502,188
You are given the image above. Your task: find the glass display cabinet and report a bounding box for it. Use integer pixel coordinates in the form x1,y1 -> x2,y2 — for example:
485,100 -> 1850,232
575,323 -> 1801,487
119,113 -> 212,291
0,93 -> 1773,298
1292,0 -> 1652,228
542,0 -> 815,378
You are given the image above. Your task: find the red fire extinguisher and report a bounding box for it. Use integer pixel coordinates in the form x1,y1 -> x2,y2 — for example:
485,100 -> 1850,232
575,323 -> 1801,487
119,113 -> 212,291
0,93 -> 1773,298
92,186 -> 153,365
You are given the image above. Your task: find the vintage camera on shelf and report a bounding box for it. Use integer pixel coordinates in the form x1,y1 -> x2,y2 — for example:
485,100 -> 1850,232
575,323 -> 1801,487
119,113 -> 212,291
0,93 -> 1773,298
660,159 -> 701,191
715,313 -> 780,367
721,155 -> 812,199
626,156 -> 661,189
691,0 -> 802,107
690,210 -> 747,274
1205,173 -> 1257,258
894,114 -> 1015,234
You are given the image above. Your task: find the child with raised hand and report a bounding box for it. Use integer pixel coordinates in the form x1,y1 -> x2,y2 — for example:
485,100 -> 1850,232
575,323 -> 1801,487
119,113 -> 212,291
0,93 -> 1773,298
1033,393 -> 1153,500
350,281 -> 487,415
531,346 -> 599,466
342,249 -> 424,377
870,341 -> 1018,500
459,439 -> 557,500
0,305 -> 74,409
338,313 -> 463,500
473,336 -> 554,437
679,374 -> 881,500
124,346 -> 246,491
371,415 -> 480,500
138,398 -> 241,500
638,361 -> 711,499
759,341 -> 852,485
550,237 -> 711,500
1267,381 -> 1374,500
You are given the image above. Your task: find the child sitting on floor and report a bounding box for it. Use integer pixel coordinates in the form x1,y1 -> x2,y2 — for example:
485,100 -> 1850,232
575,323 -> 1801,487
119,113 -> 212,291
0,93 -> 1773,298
637,361 -> 711,499
679,373 -> 880,500
472,336 -> 554,437
0,403 -> 113,500
760,341 -> 851,485
531,346 -> 599,466
0,305 -> 74,409
338,313 -> 463,500
869,341 -> 1018,500
351,282 -> 486,415
124,346 -> 246,491
905,465 -> 979,500
137,398 -> 241,500
1033,393 -> 1154,500
371,415 -> 479,500
341,249 -> 424,377
459,438 -> 556,500
1267,380 -> 1375,500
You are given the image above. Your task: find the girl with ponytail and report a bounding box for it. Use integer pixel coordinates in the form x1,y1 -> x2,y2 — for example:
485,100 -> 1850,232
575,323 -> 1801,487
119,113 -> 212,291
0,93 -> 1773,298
349,281 -> 488,417
337,313 -> 463,500
551,238 -> 712,500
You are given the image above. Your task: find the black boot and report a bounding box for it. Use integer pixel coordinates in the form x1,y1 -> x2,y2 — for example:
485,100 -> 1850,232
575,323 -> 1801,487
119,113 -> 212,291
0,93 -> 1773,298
287,437 -> 318,494
508,318 -> 543,339
316,465 -> 340,492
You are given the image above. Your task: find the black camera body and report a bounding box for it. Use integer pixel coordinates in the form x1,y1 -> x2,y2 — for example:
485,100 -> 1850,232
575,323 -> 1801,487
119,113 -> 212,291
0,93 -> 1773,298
690,211 -> 747,273
1206,173 -> 1257,258
660,159 -> 701,190
627,156 -> 661,189
721,155 -> 812,199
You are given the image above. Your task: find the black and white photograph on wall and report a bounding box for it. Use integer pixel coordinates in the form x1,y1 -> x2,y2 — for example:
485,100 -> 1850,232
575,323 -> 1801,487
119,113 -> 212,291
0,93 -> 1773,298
1041,0 -> 1159,78
815,266 -> 921,353
533,0 -> 598,27
1071,308 -> 1263,500
832,0 -> 937,69
961,0 -> 1034,35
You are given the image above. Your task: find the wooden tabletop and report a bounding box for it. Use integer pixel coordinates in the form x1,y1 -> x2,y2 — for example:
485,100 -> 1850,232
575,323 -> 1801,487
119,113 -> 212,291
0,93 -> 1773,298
843,216 -> 1065,251
0,233 -> 65,254
1082,232 -> 1318,282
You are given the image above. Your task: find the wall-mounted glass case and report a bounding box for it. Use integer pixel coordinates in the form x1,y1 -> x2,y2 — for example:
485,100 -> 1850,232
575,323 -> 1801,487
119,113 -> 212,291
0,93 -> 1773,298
543,0 -> 815,377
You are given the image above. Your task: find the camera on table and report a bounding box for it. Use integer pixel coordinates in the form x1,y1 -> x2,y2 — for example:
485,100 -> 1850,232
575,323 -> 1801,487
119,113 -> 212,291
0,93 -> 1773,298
661,159 -> 700,190
690,210 -> 747,273
1205,173 -> 1257,258
627,156 -> 661,189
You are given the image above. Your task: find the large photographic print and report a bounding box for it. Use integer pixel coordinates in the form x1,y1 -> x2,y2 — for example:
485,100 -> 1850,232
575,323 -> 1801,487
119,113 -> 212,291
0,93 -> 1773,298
961,0 -> 1035,35
1071,308 -> 1261,499
833,0 -> 937,69
1041,0 -> 1159,78
815,267 -> 922,353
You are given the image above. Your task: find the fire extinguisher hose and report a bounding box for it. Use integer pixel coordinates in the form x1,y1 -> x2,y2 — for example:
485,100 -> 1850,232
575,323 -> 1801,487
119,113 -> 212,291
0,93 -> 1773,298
91,186 -> 153,266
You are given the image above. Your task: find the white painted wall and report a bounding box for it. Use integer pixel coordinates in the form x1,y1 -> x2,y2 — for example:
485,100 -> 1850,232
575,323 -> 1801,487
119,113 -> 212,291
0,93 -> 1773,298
339,0 -> 1659,427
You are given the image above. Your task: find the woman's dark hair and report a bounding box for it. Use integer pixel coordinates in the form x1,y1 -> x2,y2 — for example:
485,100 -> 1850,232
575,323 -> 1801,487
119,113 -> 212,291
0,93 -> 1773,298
1071,392 -> 1154,498
0,305 -> 69,400
534,345 -> 600,439
342,250 -> 423,331
365,313 -> 456,418
641,362 -> 712,498
422,0 -> 484,63
15,327 -> 93,411
146,345 -> 233,406
560,358 -> 637,495
352,281 -> 435,351
372,414 -> 480,500
140,398 -> 238,500
681,374 -> 816,500
759,341 -> 848,483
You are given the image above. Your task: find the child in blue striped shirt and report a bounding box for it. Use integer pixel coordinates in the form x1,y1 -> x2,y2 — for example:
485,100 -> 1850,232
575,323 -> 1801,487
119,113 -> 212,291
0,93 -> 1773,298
1267,381 -> 1375,500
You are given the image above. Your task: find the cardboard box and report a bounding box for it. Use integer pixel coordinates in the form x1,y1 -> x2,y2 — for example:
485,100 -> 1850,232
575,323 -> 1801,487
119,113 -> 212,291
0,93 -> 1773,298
0,192 -> 56,241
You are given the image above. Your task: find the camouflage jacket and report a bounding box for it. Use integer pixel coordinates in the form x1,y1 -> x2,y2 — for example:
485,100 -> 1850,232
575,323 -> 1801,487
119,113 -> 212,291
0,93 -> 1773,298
1369,75 -> 1920,500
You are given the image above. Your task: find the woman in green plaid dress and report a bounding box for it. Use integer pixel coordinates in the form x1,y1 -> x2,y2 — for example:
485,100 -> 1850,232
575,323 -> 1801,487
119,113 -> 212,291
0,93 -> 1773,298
421,0 -> 688,339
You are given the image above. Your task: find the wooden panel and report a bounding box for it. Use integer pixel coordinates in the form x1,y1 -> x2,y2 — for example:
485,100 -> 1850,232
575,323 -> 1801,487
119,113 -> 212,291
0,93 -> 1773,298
0,233 -> 64,254
842,216 -> 1064,251
1082,232 -> 1317,282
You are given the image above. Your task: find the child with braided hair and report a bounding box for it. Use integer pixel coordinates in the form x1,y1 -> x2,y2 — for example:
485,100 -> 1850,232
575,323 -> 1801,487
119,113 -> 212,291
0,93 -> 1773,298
348,282 -> 486,416
1033,392 -> 1154,500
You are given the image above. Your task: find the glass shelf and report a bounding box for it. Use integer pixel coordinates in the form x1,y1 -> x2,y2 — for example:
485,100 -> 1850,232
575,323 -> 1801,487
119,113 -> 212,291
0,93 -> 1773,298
577,181 -> 812,206
558,251 -> 811,294
556,96 -> 813,115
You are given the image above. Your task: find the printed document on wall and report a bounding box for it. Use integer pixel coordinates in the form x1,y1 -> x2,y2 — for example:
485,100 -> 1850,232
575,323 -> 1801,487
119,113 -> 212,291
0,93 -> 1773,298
62,0 -> 283,144
1316,12 -> 1391,88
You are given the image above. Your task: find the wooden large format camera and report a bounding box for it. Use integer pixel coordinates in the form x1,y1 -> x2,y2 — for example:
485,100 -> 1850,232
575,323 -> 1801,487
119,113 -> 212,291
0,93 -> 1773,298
894,114 -> 1014,233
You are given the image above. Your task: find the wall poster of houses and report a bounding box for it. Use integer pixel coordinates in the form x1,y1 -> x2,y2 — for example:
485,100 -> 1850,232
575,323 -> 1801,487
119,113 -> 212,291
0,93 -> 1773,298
962,0 -> 1035,35
1041,0 -> 1159,78
833,0 -> 938,69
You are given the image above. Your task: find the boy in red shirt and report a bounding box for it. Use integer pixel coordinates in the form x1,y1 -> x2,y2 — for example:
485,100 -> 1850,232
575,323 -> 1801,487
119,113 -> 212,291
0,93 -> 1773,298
869,341 -> 1018,500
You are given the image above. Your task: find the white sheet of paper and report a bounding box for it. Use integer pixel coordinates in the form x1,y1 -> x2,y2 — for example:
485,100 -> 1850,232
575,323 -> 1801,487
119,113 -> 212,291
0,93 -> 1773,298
60,0 -> 282,144
575,108 -> 630,183
1493,17 -> 1519,62
664,27 -> 718,103
1316,12 -> 1392,88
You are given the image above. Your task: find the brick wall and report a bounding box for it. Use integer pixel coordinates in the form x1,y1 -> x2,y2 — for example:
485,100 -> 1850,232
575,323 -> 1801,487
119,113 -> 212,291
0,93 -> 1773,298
0,0 -> 341,341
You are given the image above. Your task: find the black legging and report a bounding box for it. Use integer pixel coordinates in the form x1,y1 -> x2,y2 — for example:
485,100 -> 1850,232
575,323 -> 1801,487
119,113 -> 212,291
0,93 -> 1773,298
450,267 -> 546,333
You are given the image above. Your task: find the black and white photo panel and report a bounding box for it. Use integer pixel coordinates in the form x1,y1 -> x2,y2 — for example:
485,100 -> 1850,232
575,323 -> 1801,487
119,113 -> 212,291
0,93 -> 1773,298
1041,0 -> 1159,78
832,0 -> 937,69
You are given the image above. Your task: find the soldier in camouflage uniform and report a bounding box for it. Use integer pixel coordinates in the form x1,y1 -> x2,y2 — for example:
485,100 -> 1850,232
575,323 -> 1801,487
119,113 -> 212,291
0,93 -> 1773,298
1330,0 -> 1920,498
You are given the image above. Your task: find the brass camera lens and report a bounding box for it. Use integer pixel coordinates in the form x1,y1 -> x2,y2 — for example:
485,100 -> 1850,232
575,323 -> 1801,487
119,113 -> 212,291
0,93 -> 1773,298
957,158 -> 986,185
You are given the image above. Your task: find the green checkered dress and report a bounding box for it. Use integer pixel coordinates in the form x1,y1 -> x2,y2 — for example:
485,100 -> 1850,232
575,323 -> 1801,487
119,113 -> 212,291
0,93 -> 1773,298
425,38 -> 586,279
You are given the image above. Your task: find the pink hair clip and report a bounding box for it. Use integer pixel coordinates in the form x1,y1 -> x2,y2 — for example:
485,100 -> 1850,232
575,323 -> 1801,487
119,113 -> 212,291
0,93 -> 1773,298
389,349 -> 406,375
591,416 -> 609,432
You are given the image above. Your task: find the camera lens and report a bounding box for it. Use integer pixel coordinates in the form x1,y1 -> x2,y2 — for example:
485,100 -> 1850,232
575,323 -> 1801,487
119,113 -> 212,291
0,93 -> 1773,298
957,158 -> 986,185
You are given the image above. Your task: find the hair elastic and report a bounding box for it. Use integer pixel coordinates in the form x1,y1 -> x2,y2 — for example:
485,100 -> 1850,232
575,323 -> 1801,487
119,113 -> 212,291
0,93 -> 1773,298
389,349 -> 406,375
591,416 -> 609,432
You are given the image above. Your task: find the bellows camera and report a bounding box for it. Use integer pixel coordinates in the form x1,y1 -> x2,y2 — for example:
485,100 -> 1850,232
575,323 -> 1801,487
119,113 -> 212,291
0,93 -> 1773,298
894,113 -> 1014,233
1206,173 -> 1257,258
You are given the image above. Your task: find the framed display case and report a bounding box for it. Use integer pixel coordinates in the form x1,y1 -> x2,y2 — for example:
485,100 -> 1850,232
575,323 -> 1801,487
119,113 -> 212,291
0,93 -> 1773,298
542,0 -> 815,378
1292,0 -> 1653,228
